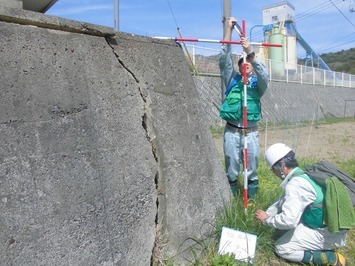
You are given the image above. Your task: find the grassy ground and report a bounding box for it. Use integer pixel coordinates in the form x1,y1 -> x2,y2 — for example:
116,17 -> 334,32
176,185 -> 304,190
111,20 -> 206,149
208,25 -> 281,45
186,157 -> 355,266
186,119 -> 355,265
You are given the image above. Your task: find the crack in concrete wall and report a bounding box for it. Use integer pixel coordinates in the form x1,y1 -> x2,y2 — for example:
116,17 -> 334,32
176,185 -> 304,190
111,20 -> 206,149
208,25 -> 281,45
0,9 -> 231,264
106,37 -> 139,83
105,36 -> 162,264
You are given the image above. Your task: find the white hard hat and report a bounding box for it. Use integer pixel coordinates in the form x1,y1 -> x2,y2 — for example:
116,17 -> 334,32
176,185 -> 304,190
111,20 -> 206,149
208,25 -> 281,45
265,143 -> 292,169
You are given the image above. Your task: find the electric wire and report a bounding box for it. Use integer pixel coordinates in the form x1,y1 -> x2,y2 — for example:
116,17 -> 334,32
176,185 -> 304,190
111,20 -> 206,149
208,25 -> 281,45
316,1 -> 354,53
317,24 -> 354,53
295,0 -> 340,52
316,5 -> 349,52
250,1 -> 353,54
166,0 -> 179,29
317,38 -> 355,53
296,0 -> 342,22
329,0 -> 355,27
294,0 -> 353,55
252,0 -> 344,43
166,0 -> 352,56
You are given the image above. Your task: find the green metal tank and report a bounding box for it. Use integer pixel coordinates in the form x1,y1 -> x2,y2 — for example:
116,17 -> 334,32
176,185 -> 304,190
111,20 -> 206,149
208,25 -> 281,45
269,25 -> 285,77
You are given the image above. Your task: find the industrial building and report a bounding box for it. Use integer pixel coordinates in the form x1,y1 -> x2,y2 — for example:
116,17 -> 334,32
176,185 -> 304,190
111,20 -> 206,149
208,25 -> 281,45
257,1 -> 331,75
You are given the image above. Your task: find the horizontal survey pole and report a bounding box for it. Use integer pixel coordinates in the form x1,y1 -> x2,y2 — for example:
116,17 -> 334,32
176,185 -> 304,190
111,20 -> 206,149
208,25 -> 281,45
153,37 -> 282,47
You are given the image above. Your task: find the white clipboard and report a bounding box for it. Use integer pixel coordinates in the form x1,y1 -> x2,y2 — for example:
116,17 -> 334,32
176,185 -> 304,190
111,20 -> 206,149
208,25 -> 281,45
218,226 -> 257,263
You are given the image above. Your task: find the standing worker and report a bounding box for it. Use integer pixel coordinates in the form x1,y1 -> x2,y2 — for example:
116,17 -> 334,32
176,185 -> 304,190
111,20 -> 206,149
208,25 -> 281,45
256,143 -> 349,265
219,17 -> 269,198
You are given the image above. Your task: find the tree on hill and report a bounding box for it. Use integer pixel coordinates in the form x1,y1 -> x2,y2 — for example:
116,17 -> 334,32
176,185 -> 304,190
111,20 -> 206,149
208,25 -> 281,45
298,48 -> 355,74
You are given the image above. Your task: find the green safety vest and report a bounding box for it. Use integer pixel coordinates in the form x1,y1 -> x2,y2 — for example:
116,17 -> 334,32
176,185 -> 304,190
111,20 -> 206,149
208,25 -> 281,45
220,77 -> 261,121
300,174 -> 326,229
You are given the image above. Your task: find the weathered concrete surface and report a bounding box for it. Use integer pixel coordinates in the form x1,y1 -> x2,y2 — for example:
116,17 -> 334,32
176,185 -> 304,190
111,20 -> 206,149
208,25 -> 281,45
0,7 -> 230,266
0,0 -> 22,9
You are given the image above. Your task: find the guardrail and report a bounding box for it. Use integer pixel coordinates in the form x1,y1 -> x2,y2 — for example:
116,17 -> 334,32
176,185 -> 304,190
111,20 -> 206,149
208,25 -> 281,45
184,44 -> 355,88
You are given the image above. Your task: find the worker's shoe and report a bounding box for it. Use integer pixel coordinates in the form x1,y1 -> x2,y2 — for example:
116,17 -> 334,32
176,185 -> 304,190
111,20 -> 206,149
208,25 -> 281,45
333,253 -> 347,266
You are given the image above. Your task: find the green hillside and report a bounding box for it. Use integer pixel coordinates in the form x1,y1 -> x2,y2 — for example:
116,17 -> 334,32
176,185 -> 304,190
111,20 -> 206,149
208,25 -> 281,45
299,48 -> 355,74
321,48 -> 355,74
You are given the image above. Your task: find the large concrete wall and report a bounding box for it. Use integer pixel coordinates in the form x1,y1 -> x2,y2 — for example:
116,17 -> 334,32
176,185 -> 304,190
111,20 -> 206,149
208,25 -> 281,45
0,7 -> 230,265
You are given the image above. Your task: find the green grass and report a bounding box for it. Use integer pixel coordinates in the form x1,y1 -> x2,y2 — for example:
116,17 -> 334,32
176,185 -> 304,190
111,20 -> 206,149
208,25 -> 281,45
174,119 -> 355,265
210,125 -> 224,138
147,122 -> 353,265
212,158 -> 296,265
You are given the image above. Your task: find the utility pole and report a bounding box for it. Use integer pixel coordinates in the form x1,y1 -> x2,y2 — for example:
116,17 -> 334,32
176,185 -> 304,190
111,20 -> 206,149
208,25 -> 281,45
221,0 -> 231,102
223,0 -> 231,39
114,0 -> 119,31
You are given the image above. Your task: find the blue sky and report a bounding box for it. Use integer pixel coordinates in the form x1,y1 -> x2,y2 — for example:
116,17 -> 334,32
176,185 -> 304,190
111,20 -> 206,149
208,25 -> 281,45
47,0 -> 354,58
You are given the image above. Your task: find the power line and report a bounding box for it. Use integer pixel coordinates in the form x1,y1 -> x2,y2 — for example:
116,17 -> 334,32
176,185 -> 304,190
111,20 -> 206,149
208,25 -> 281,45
294,0 -> 353,54
166,0 -> 179,29
296,0 -> 342,22
317,0 -> 355,52
317,37 -> 355,53
329,0 -> 355,27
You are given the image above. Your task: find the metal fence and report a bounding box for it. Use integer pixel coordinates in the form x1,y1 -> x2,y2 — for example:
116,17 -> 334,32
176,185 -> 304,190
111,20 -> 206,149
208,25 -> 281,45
185,44 -> 355,88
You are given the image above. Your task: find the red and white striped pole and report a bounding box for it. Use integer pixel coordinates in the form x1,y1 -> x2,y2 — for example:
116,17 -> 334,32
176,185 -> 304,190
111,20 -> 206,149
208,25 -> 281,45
156,21 -> 282,210
241,20 -> 249,211
153,37 -> 282,47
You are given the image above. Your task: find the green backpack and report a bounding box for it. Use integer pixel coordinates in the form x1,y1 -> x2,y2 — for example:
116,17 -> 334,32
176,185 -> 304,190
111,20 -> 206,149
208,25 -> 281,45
305,160 -> 355,206
303,160 -> 355,232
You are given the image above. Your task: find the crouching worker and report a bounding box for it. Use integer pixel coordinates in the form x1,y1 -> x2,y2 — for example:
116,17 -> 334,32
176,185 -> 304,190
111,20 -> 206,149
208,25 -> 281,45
256,143 -> 349,265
